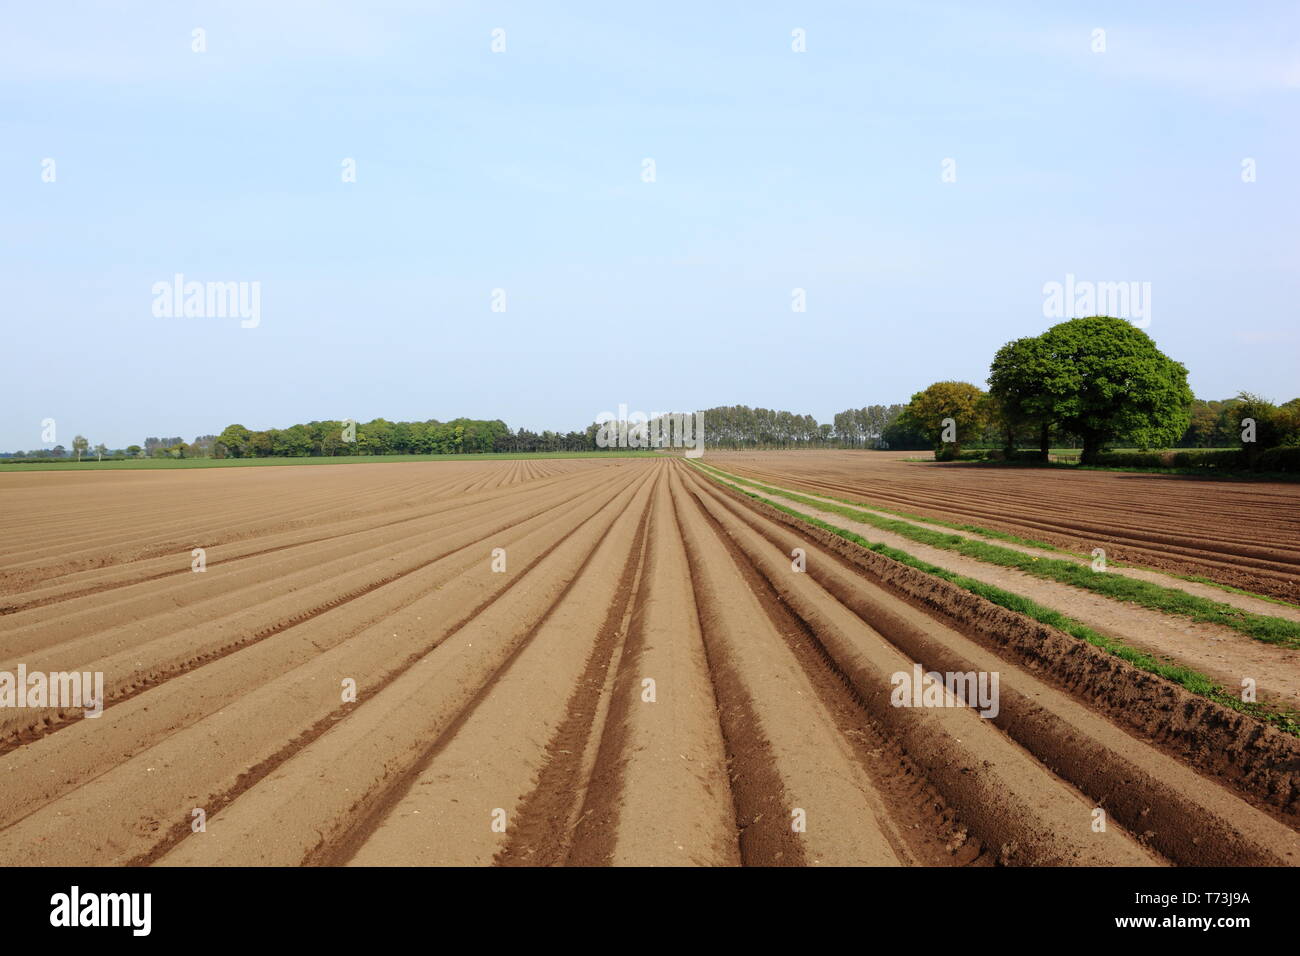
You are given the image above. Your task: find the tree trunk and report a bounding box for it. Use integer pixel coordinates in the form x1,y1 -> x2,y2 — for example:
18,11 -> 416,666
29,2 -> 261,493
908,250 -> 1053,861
1039,422 -> 1050,462
1081,434 -> 1103,465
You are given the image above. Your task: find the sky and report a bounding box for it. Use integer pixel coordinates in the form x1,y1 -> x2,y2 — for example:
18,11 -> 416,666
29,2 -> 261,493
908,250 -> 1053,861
2,0 -> 1297,449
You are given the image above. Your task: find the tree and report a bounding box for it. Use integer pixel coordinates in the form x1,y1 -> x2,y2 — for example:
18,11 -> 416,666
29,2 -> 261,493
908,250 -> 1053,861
126,445 -> 142,457
988,336 -> 1057,459
246,431 -> 272,456
879,406 -> 928,450
1180,399 -> 1236,447
1031,317 -> 1192,464
143,436 -> 182,458
1277,399 -> 1300,447
1232,393 -> 1300,460
360,419 -> 395,455
216,425 -> 252,458
72,435 -> 89,462
94,443 -> 107,461
903,382 -> 988,459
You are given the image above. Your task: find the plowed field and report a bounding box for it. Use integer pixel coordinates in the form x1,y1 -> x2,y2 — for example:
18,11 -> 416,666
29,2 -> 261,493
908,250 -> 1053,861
1,457 -> 1296,866
710,450 -> 1300,602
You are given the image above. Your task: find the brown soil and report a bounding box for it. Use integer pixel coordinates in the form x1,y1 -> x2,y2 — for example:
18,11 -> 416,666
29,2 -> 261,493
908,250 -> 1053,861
0,457 -> 1295,866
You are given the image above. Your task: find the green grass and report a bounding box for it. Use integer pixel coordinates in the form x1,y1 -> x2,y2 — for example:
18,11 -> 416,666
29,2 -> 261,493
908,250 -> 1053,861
689,463 -> 1300,736
693,461 -> 1300,649
0,450 -> 664,472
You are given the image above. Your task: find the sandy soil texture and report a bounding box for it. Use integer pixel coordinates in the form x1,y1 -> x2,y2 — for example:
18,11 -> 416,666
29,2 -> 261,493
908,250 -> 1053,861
1,457 -> 1296,866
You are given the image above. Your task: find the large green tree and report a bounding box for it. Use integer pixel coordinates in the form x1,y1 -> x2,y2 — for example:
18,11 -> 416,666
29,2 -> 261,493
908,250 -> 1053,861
1033,316 -> 1192,464
903,381 -> 988,459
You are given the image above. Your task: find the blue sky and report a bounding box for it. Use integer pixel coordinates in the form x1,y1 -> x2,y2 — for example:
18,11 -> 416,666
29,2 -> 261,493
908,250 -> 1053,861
2,1 -> 1297,448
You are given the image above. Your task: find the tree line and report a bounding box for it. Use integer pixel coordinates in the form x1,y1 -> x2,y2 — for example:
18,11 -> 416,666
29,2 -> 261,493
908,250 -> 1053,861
3,322 -> 1291,463
205,407 -> 925,458
216,419 -> 514,457
4,435 -> 223,460
0,407 -> 922,460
